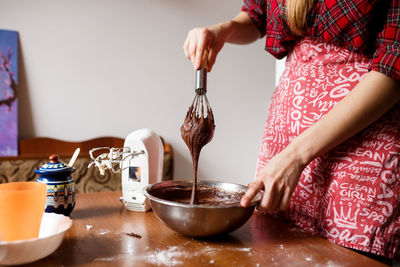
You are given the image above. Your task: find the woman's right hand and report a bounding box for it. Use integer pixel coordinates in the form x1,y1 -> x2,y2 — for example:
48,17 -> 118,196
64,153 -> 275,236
183,12 -> 261,71
183,23 -> 231,71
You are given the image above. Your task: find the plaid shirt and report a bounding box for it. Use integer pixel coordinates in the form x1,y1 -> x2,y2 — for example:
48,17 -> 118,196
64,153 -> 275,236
242,0 -> 400,80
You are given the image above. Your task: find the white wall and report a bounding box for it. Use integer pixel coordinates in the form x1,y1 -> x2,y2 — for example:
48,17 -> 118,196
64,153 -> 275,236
0,0 -> 275,185
275,58 -> 286,87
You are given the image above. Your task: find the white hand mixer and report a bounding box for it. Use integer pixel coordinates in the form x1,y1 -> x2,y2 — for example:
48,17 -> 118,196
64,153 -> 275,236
88,129 -> 164,212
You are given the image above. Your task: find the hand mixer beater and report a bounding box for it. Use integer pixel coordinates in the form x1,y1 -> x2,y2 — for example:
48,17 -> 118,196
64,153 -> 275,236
181,56 -> 216,205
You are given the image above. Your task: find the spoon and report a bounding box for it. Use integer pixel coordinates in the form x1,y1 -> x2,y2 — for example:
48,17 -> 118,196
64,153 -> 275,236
68,148 -> 80,167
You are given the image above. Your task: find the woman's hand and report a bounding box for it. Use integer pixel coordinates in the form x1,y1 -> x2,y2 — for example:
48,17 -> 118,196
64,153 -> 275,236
240,147 -> 307,212
183,12 -> 261,71
183,23 -> 231,71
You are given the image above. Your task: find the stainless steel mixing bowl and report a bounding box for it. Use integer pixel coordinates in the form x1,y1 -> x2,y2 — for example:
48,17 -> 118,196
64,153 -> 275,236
143,180 -> 262,237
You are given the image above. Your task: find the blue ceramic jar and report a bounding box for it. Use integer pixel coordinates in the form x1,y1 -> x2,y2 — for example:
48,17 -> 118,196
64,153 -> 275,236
35,155 -> 76,216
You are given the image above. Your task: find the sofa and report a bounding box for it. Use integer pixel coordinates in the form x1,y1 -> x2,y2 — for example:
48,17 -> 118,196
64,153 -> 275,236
0,137 -> 173,193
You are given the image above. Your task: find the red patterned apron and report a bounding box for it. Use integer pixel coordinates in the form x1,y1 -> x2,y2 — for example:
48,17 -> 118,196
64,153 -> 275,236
257,38 -> 400,258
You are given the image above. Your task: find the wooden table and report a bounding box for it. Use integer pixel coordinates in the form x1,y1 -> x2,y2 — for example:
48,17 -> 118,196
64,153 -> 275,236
31,191 -> 385,266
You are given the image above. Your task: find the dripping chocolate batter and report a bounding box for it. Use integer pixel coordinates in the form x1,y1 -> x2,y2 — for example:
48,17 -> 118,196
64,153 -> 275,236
181,89 -> 215,205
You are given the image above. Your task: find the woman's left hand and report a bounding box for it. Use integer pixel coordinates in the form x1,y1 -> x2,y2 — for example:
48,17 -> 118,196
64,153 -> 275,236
240,147 -> 306,212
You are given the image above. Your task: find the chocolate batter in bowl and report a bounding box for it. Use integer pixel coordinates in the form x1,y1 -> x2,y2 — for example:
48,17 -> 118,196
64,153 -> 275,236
149,183 -> 244,206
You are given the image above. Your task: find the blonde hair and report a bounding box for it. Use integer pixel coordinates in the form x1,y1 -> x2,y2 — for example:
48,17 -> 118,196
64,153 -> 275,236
286,0 -> 314,35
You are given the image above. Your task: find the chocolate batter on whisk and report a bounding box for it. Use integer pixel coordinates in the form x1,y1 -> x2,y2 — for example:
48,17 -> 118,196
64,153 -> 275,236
181,66 -> 215,205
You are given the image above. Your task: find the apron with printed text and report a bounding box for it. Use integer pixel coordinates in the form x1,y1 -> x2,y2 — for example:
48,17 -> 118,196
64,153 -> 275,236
257,38 -> 400,258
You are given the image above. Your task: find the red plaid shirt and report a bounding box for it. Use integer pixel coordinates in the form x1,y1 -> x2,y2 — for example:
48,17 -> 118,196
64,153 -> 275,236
242,0 -> 400,81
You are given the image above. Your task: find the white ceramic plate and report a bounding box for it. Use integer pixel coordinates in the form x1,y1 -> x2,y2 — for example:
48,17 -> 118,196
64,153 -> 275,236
0,213 -> 73,266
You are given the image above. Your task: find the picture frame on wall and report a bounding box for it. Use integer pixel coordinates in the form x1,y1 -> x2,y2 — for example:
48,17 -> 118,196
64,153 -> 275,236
0,29 -> 18,156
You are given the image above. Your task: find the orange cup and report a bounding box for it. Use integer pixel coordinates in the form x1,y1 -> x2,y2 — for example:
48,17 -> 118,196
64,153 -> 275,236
0,182 -> 47,241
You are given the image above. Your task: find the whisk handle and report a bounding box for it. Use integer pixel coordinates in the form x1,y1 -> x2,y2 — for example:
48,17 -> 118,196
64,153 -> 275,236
195,49 -> 209,95
195,67 -> 207,95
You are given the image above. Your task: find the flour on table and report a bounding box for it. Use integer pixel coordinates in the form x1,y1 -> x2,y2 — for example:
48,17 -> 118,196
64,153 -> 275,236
141,245 -> 255,266
94,257 -> 115,262
234,247 -> 251,252
145,246 -> 185,266
98,229 -> 110,235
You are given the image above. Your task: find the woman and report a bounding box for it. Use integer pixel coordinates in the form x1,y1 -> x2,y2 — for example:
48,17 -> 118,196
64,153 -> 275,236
183,0 -> 400,263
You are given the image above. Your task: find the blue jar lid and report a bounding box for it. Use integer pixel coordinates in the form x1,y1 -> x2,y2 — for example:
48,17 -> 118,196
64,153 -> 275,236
34,154 -> 74,174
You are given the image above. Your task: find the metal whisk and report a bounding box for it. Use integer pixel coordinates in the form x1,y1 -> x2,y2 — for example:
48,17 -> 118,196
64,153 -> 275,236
180,61 -> 215,204
189,64 -> 215,148
193,66 -> 213,119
